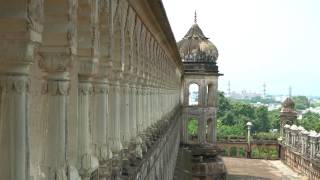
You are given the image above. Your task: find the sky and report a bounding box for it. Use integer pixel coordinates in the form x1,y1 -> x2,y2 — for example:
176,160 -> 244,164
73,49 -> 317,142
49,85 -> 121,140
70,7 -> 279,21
162,0 -> 320,96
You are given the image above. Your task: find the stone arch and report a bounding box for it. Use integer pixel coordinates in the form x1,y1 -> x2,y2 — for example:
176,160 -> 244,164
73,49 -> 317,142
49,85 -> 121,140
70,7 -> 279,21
112,10 -> 123,71
139,25 -> 147,78
98,0 -> 111,64
127,7 -> 137,73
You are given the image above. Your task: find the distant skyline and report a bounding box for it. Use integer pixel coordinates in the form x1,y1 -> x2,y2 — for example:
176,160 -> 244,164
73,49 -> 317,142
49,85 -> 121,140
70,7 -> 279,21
162,0 -> 320,96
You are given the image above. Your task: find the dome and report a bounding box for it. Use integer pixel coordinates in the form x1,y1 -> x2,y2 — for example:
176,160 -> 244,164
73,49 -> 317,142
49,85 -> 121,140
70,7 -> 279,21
177,20 -> 218,62
282,97 -> 295,109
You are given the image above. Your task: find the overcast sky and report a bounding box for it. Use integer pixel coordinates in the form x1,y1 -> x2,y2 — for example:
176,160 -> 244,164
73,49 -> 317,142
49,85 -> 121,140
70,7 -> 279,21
162,0 -> 320,96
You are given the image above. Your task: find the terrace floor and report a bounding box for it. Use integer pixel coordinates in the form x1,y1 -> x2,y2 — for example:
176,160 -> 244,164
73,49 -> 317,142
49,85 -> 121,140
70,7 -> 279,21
223,157 -> 307,180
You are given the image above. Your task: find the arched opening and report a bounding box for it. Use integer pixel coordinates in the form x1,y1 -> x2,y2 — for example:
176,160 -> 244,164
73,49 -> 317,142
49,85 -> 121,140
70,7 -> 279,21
188,83 -> 199,106
187,118 -> 198,143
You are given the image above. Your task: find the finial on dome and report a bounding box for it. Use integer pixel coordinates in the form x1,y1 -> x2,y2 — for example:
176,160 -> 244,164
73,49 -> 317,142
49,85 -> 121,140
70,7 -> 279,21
194,10 -> 197,24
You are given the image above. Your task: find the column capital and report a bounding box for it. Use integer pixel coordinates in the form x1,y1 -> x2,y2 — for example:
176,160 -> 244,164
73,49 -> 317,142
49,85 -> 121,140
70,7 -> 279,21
0,75 -> 29,93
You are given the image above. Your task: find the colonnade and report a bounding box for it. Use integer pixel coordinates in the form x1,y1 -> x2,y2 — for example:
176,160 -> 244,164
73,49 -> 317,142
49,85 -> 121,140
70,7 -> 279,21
0,0 -> 182,179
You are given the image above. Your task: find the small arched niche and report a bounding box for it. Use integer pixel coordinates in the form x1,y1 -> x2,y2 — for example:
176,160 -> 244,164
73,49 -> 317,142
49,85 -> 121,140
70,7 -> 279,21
188,83 -> 199,106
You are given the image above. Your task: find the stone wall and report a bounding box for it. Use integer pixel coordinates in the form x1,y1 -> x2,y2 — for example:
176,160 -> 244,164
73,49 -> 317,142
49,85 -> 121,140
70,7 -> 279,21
0,0 -> 182,179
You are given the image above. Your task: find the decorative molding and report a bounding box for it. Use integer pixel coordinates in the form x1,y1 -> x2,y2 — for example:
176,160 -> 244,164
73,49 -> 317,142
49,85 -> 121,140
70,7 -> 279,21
94,83 -> 108,94
0,75 -> 29,93
38,52 -> 73,74
27,0 -> 44,33
78,82 -> 93,95
47,80 -> 70,95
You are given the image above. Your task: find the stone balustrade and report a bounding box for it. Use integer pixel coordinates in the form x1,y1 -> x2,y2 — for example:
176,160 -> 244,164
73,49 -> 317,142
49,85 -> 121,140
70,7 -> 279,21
281,124 -> 320,179
0,0 -> 182,180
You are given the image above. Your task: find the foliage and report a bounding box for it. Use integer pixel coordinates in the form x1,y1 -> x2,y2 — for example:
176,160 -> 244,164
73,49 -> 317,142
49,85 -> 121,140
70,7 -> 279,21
217,91 -> 232,118
217,91 -> 277,140
268,109 -> 280,130
230,147 -> 238,157
293,96 -> 310,110
297,111 -> 320,132
251,147 -> 278,159
252,132 -> 279,140
252,106 -> 270,132
217,121 -> 246,139
187,118 -> 198,136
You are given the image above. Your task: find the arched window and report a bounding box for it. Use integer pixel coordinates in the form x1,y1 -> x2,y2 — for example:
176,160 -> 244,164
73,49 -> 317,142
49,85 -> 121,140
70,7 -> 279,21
189,83 -> 199,106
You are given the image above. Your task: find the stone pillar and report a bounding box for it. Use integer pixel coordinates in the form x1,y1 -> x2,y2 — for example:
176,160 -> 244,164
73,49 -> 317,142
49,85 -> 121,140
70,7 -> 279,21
120,83 -> 130,148
0,75 -> 29,180
309,132 -> 318,159
0,2 -> 42,178
129,84 -> 137,139
147,86 -> 151,127
46,77 -> 70,179
136,85 -> 142,134
78,79 -> 99,179
143,86 -> 148,130
94,80 -> 112,160
198,114 -> 206,144
108,80 -> 123,153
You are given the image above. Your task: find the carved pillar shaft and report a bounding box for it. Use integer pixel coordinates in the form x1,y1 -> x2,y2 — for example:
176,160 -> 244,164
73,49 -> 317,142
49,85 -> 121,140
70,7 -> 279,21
0,75 -> 29,180
120,83 -> 130,148
147,87 -> 151,128
78,81 -> 92,158
136,85 -> 142,134
108,81 -> 122,153
129,85 -> 137,138
94,81 -> 111,160
46,79 -> 69,178
143,87 -> 148,130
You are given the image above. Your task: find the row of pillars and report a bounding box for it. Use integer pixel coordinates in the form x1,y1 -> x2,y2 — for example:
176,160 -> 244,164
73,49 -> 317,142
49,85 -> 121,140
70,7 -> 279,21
0,70 -> 180,180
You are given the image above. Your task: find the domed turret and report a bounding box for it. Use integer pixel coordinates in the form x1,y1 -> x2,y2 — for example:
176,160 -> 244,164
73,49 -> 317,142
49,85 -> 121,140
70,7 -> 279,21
281,97 -> 296,113
177,24 -> 219,62
178,12 -> 221,75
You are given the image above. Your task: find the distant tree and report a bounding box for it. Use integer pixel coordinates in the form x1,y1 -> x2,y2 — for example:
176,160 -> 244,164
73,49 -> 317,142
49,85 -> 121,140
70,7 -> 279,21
217,123 -> 246,139
221,112 -> 236,126
217,91 -> 232,118
297,111 -> 320,132
293,96 -> 310,110
268,109 -> 280,130
232,102 -> 256,120
253,106 -> 270,132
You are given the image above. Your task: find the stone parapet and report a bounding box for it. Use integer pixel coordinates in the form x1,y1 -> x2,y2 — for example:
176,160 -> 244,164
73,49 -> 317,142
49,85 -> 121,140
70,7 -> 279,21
281,124 -> 320,179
